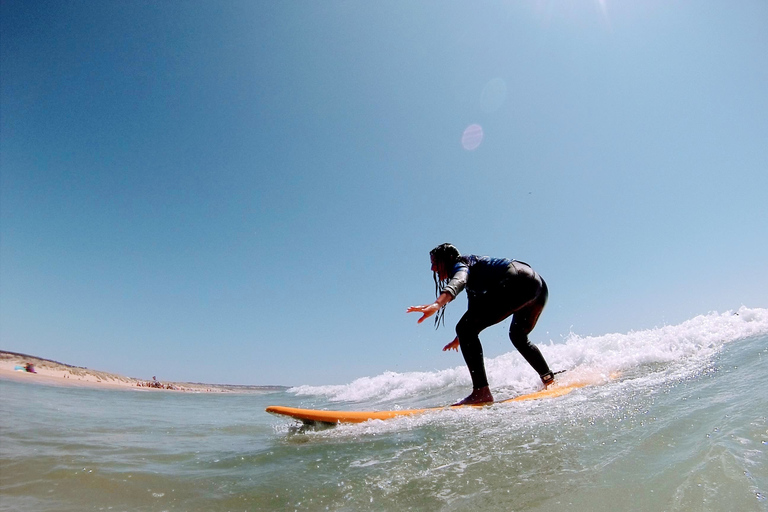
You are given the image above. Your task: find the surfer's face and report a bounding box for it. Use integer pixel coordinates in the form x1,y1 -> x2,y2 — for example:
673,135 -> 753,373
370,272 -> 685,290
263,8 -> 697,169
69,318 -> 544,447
431,256 -> 449,281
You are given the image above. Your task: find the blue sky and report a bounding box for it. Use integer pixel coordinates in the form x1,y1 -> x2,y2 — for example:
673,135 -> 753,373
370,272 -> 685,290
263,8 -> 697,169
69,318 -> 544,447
1,0 -> 766,386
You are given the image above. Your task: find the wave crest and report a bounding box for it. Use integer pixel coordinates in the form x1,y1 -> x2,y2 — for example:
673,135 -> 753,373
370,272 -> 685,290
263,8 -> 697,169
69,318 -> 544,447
290,307 -> 768,403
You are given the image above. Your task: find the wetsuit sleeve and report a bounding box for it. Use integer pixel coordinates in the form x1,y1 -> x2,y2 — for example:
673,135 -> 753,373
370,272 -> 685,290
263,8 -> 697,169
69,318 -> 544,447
442,261 -> 469,298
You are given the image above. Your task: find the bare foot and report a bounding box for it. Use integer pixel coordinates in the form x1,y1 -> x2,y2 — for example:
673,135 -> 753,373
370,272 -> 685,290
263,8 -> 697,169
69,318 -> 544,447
452,386 -> 494,406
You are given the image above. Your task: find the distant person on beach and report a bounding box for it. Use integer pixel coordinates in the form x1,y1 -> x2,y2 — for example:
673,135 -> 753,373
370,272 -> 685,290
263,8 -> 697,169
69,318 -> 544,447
24,363 -> 36,373
407,243 -> 554,405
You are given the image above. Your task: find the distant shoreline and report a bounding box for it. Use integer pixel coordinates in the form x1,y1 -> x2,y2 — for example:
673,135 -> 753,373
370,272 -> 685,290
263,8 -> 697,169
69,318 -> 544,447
0,350 -> 289,393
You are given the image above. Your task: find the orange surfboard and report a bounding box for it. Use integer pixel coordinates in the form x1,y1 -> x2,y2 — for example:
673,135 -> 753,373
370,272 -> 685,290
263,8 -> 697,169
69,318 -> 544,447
266,374 -> 614,425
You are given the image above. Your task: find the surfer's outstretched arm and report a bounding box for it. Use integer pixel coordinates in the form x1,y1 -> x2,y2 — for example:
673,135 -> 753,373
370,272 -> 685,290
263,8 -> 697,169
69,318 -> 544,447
407,292 -> 453,324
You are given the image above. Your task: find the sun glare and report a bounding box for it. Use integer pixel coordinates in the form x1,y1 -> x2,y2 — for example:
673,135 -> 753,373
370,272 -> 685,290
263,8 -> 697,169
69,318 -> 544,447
461,124 -> 484,151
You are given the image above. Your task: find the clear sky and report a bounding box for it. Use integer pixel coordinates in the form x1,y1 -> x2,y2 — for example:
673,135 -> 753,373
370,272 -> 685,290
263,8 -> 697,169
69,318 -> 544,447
1,1 -> 766,386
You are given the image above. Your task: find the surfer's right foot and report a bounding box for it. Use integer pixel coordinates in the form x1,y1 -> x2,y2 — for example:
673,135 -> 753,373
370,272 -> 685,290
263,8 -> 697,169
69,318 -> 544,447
453,386 -> 494,406
541,370 -> 566,388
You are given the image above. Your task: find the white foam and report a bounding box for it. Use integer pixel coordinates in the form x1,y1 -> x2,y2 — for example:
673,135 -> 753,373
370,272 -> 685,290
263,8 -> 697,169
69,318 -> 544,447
290,366 -> 470,403
290,307 -> 768,403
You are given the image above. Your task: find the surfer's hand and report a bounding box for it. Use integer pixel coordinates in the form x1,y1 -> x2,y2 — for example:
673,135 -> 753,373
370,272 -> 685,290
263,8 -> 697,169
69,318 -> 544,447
406,302 -> 440,324
443,337 -> 459,352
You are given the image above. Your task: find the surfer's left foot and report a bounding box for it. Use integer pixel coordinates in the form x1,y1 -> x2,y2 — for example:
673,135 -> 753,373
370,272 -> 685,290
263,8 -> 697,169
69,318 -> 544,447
453,386 -> 494,406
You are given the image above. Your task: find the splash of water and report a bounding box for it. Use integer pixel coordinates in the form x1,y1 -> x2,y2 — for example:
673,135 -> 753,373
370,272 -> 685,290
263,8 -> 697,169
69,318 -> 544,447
290,307 -> 768,403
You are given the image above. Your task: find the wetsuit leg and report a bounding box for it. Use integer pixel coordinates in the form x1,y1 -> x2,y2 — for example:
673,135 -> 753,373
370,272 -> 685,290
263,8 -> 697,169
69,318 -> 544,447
508,278 -> 551,377
455,302 -> 513,390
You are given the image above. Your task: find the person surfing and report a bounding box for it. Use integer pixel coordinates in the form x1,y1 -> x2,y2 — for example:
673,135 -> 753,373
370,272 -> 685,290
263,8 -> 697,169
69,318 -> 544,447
407,243 -> 556,406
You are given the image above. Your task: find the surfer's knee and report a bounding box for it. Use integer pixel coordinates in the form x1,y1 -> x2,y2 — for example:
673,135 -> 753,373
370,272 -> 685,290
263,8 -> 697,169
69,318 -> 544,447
508,326 -> 532,351
455,316 -> 475,341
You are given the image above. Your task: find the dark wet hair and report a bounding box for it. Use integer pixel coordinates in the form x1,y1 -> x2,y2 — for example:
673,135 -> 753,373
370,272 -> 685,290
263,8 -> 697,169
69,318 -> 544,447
429,243 -> 460,329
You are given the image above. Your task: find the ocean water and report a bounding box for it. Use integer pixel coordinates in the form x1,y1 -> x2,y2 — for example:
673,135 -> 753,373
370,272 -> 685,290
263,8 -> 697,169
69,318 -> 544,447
1,307 -> 767,512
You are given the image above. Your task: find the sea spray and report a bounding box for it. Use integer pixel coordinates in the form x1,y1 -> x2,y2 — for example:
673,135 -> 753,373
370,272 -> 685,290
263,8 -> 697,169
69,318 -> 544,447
290,307 -> 768,404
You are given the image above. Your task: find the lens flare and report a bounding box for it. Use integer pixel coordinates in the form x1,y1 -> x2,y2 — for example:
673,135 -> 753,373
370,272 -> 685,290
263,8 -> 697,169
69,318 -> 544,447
461,124 -> 483,151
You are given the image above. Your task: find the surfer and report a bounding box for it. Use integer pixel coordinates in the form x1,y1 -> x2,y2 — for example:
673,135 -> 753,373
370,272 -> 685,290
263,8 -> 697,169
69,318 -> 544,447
407,243 -> 555,406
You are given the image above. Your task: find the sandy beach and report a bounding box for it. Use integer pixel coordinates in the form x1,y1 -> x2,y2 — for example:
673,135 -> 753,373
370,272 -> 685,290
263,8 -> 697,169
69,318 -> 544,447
0,351 -> 249,393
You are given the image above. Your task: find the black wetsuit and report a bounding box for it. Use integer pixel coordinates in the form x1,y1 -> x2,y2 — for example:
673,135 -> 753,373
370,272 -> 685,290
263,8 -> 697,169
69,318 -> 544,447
443,255 -> 551,389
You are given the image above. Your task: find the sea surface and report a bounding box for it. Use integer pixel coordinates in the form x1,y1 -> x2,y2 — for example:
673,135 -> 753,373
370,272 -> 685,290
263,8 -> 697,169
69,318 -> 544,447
1,307 -> 767,512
